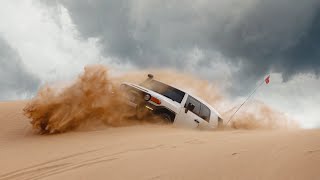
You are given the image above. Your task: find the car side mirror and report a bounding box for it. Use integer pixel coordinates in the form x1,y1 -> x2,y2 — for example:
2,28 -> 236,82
185,103 -> 195,113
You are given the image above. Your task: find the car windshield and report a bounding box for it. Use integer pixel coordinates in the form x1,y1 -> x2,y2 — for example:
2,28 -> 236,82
141,80 -> 185,103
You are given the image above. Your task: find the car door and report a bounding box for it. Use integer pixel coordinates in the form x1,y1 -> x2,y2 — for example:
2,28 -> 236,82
174,95 -> 203,128
198,103 -> 211,128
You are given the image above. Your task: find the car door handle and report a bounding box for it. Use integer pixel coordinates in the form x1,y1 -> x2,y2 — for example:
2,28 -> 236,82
194,119 -> 199,124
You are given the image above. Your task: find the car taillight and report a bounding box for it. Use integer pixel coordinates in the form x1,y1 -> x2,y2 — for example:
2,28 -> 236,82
150,96 -> 161,105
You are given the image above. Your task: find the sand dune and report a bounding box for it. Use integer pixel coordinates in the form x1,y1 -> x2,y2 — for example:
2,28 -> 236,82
0,101 -> 319,180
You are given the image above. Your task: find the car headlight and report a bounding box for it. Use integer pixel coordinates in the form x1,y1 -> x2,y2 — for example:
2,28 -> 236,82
144,94 -> 151,101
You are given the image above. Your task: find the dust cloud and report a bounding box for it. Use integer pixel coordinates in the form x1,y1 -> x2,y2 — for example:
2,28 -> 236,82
23,65 -> 298,134
228,102 -> 299,129
24,65 -> 137,134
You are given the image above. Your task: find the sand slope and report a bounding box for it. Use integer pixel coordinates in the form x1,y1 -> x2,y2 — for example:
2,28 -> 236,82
0,101 -> 319,180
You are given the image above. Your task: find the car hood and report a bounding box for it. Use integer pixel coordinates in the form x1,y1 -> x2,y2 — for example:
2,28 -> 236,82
122,82 -> 181,113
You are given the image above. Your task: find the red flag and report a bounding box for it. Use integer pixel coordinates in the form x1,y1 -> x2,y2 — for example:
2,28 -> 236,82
265,75 -> 270,84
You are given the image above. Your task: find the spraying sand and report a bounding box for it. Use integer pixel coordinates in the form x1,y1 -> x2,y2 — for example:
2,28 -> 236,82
23,65 -> 141,134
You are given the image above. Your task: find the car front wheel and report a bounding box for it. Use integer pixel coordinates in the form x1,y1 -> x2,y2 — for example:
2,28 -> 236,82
159,113 -> 173,123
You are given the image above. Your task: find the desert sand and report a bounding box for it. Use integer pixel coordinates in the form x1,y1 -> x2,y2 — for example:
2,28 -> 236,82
0,101 -> 319,180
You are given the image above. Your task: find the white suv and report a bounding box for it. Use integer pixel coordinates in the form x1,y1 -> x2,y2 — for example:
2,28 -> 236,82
121,74 -> 223,129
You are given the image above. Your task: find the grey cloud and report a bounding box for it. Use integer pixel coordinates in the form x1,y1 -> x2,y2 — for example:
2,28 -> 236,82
0,37 -> 40,100
45,0 -> 320,94
215,0 -> 320,81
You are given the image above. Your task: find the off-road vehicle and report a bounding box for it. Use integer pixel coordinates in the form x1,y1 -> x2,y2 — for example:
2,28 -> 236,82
121,74 -> 223,129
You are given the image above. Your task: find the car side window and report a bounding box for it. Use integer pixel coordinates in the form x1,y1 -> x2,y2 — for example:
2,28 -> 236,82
200,104 -> 211,122
184,95 -> 201,115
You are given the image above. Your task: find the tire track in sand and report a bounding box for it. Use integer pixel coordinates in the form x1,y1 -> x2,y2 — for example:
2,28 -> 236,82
0,145 -> 163,180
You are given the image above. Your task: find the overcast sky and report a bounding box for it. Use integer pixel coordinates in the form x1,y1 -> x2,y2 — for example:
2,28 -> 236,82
1,0 -> 320,128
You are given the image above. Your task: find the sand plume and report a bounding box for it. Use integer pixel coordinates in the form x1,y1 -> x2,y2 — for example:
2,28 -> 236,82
228,102 -> 299,129
23,65 -> 136,134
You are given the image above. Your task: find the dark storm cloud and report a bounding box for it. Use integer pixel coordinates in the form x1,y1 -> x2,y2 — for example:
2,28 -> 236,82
0,37 -> 40,100
214,0 -> 320,81
44,0 -> 216,67
45,0 -> 320,92
50,0 -> 142,63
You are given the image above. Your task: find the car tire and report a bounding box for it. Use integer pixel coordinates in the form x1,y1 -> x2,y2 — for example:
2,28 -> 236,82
159,113 -> 173,123
218,118 -> 224,129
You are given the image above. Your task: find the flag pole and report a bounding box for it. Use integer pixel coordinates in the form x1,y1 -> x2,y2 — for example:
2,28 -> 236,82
226,75 -> 270,126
